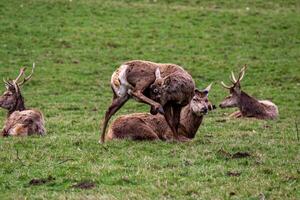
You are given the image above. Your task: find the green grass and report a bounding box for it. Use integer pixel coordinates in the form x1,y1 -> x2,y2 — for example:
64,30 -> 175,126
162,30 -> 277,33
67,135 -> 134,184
0,0 -> 299,199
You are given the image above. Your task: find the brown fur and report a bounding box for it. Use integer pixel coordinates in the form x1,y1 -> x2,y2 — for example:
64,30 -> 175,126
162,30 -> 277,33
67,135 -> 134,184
220,67 -> 278,120
0,66 -> 46,136
106,85 -> 214,142
101,60 -> 195,143
2,109 -> 45,136
147,67 -> 195,139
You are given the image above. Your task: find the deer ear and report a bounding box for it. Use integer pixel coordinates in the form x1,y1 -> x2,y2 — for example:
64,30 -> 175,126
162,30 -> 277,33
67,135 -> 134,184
155,68 -> 161,80
203,83 -> 212,94
195,88 -> 207,97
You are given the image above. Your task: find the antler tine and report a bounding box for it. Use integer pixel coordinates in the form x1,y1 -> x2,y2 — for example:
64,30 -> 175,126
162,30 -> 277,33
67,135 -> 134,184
221,81 -> 232,89
237,65 -> 247,82
3,77 -> 13,87
3,77 -> 9,85
13,67 -> 26,84
231,71 -> 237,83
18,63 -> 35,86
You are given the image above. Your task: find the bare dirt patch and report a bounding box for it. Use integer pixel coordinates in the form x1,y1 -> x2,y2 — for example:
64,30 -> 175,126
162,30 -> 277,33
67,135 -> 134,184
217,149 -> 251,159
227,171 -> 241,177
72,181 -> 96,189
29,176 -> 55,186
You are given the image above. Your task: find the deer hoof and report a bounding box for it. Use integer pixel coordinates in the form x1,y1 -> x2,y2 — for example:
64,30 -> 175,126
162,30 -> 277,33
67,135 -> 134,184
158,106 -> 164,114
150,107 -> 158,115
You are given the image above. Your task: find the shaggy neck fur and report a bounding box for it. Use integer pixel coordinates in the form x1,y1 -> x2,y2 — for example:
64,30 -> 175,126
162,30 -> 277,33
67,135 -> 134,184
238,91 -> 267,118
8,94 -> 25,117
178,105 -> 204,138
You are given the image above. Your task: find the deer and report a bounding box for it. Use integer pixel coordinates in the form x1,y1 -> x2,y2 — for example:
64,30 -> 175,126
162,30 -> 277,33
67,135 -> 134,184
105,84 -> 215,141
0,64 -> 46,136
219,66 -> 278,120
100,60 -> 195,143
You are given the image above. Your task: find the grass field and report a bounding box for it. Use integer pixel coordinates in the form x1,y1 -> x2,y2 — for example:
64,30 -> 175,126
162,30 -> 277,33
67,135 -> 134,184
0,0 -> 299,199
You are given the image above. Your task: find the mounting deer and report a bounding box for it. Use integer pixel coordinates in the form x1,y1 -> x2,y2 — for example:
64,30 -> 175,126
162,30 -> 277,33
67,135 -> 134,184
0,64 -> 46,136
100,60 -> 195,143
106,84 -> 214,141
219,66 -> 278,120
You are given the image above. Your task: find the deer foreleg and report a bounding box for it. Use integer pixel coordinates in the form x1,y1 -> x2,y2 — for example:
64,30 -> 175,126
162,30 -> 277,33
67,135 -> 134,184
129,82 -> 164,115
172,105 -> 183,141
229,110 -> 242,118
163,104 -> 179,139
100,95 -> 129,143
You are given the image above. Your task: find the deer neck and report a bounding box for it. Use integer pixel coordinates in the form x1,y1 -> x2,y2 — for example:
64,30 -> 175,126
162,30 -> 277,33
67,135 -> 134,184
8,94 -> 26,117
238,91 -> 266,117
178,105 -> 204,138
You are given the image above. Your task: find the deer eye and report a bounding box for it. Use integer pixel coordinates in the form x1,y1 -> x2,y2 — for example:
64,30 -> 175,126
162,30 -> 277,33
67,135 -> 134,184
153,88 -> 158,94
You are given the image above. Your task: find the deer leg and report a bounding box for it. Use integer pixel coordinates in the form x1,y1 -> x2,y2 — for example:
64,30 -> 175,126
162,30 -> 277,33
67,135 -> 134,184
100,95 -> 129,143
129,82 -> 164,115
229,110 -> 242,118
163,104 -> 179,139
171,105 -> 183,141
176,135 -> 191,142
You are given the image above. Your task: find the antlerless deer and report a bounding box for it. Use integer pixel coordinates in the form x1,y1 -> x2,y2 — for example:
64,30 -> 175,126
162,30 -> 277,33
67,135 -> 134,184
106,84 -> 214,141
220,66 -> 278,120
0,64 -> 46,136
100,60 -> 195,143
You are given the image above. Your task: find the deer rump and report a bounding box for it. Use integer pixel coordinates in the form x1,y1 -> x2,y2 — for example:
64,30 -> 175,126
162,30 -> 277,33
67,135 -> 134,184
2,110 -> 45,136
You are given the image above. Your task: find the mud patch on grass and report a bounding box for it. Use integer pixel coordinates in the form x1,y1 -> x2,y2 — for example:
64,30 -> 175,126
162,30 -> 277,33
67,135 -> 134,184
232,152 -> 251,159
227,171 -> 241,177
72,181 -> 96,189
217,149 -> 251,159
29,176 -> 55,186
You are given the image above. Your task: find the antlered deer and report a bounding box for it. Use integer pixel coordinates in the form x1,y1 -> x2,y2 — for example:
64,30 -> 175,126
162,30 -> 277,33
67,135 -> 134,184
100,60 -> 195,143
106,84 -> 214,141
0,64 -> 46,136
219,66 -> 278,120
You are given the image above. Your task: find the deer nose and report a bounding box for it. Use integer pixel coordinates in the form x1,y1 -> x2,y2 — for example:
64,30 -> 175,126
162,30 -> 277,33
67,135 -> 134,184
203,107 -> 208,114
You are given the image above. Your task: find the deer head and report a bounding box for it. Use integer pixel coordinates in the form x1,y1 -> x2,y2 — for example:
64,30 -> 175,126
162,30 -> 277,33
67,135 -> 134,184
148,68 -> 165,103
219,65 -> 246,108
190,83 -> 214,116
0,64 -> 35,113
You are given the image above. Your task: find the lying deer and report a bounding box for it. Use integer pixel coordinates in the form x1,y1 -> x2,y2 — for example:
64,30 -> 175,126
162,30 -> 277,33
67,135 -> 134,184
219,66 -> 278,120
100,60 -> 195,143
106,84 -> 214,141
0,64 -> 46,136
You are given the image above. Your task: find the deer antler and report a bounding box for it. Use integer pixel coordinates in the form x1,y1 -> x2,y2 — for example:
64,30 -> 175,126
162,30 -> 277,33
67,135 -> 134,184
237,64 -> 247,82
230,71 -> 237,83
221,65 -> 247,89
18,63 -> 35,86
3,78 -> 13,87
13,67 -> 26,84
221,81 -> 232,89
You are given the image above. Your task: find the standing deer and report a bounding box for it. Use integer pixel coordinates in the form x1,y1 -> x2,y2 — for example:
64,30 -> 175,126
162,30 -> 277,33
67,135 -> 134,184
106,84 -> 214,141
0,64 -> 46,136
100,60 -> 195,143
219,66 -> 278,120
